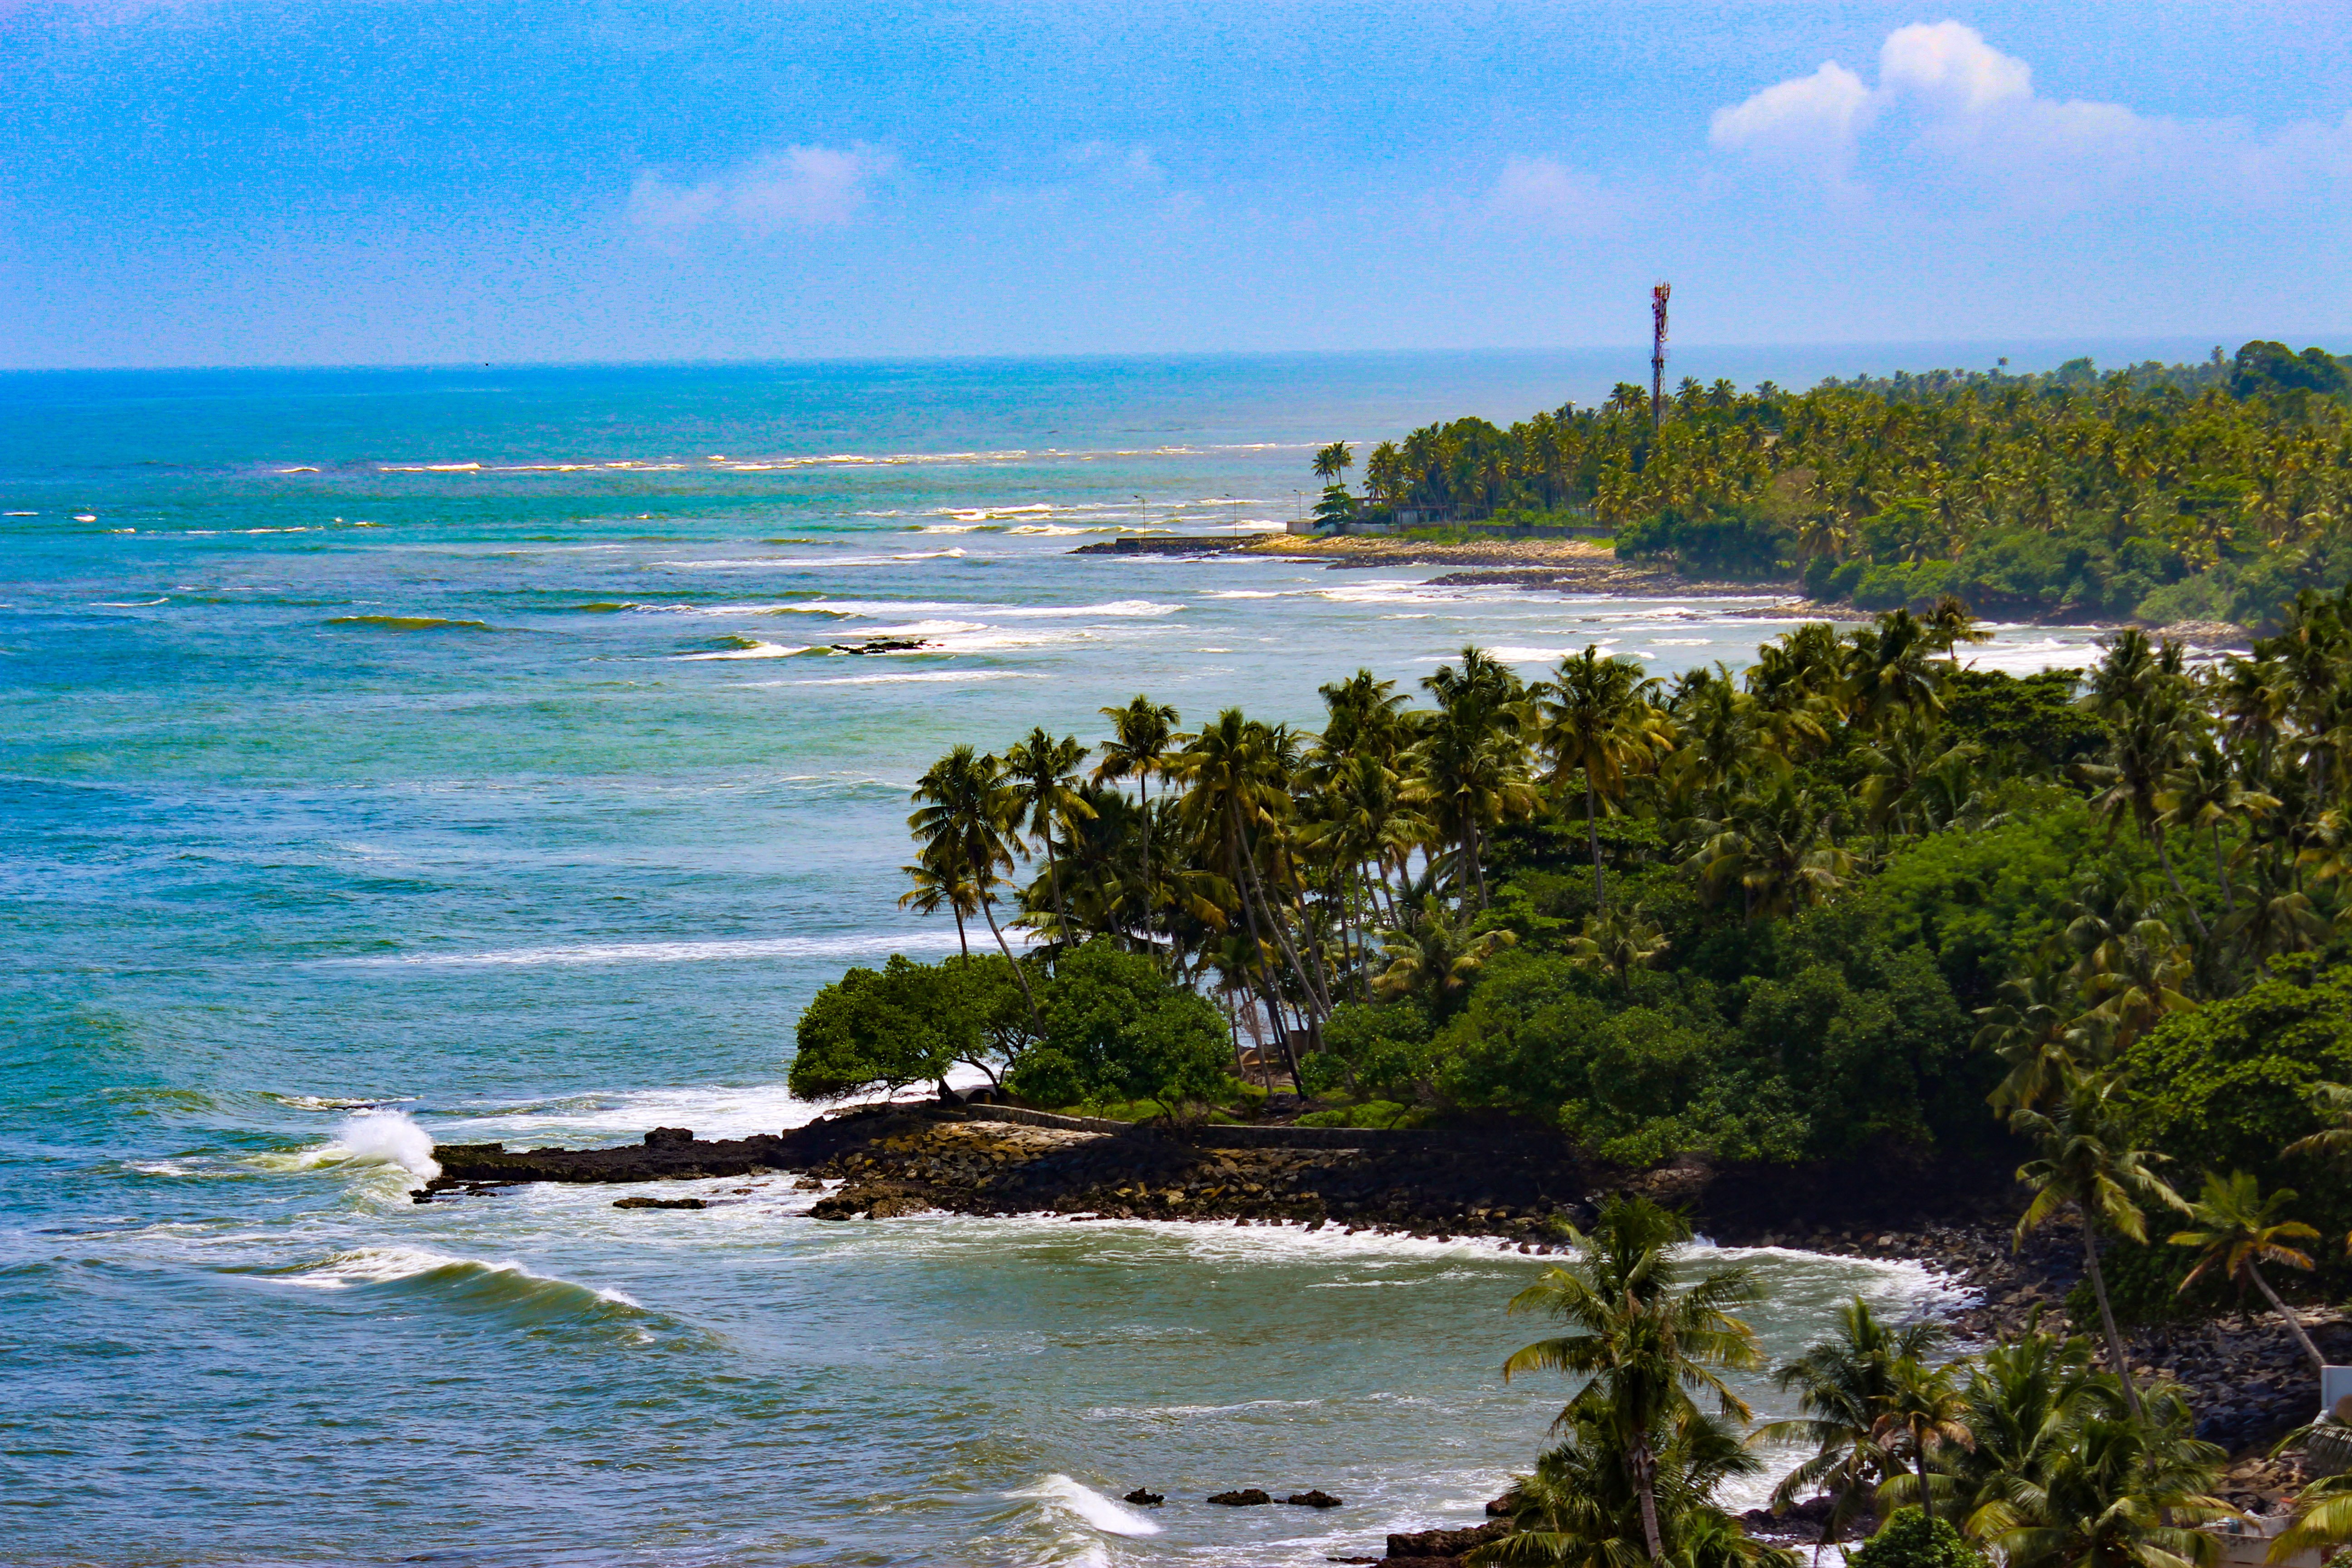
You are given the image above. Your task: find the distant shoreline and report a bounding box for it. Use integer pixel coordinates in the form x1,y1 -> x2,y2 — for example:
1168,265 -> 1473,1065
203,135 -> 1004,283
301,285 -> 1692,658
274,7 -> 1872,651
1074,532 -> 2251,642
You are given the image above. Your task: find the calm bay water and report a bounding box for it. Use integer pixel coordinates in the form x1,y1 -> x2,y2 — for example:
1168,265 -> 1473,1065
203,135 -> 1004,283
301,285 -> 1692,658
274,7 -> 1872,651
2,353 -> 2091,1567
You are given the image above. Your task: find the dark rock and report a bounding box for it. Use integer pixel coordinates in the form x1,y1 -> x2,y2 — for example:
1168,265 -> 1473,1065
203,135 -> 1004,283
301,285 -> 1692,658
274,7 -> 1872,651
613,1196 -> 706,1210
1286,1490 -> 1344,1508
1386,1521 -> 1509,1559
1123,1489 -> 1163,1506
643,1127 -> 694,1148
1208,1489 -> 1273,1506
1485,1491 -> 1522,1517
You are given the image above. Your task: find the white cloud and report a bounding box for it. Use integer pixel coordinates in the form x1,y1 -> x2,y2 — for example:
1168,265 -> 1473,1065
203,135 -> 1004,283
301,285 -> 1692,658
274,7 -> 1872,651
628,145 -> 896,236
1485,156 -> 1620,232
1710,20 -> 2352,210
1709,60 -> 1876,174
1877,21 -> 2031,113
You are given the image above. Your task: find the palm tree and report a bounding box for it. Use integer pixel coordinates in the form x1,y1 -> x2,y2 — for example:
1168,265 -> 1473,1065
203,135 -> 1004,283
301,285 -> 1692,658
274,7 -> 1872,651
1975,963 -> 2102,1114
898,848 -> 978,959
1374,897 -> 1515,1014
2168,1171 -> 2325,1372
1974,1392 -> 2228,1568
1565,908 -> 1670,997
1094,695 -> 1180,940
1313,440 -> 1354,486
1412,648 -> 1534,909
1002,727 -> 1094,942
1924,595 -> 1994,668
2010,1065 -> 2188,1419
2156,740 -> 2279,918
1870,1357 -> 1974,1529
1686,779 -> 1854,920
1502,1196 -> 1763,1562
1531,646 -> 1675,914
1920,1328 -> 2122,1541
1756,1298 -> 1946,1553
908,744 -> 1037,1018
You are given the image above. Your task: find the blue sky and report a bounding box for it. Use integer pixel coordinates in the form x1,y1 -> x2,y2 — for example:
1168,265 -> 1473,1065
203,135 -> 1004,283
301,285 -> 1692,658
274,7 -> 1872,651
4,1 -> 2348,368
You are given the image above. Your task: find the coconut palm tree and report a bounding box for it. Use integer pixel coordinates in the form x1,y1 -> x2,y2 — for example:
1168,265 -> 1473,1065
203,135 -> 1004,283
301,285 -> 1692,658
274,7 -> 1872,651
1531,646 -> 1675,914
1974,1391 -> 2228,1568
1313,440 -> 1354,486
2010,1065 -> 2188,1419
2168,1171 -> 2325,1372
1757,1298 -> 1947,1553
1870,1357 -> 1974,1528
1094,695 -> 1180,939
1374,897 -> 1514,1014
1002,727 -> 1094,942
908,745 -> 1037,1017
1565,908 -> 1670,997
1502,1196 -> 1764,1563
898,848 -> 979,959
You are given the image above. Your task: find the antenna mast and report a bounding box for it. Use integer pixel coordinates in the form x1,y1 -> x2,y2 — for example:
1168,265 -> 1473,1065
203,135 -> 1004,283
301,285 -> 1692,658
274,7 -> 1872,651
1650,281 -> 1671,432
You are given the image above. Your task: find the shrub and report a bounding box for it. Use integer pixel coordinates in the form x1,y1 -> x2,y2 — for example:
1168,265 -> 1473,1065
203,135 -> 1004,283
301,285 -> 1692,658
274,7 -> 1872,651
1852,1509 -> 1986,1568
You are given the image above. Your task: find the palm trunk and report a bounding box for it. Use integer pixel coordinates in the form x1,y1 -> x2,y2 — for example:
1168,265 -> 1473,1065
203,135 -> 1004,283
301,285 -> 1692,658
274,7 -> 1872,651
980,893 -> 1040,1025
2151,827 -> 2210,941
1586,771 -> 1607,916
2248,1261 -> 2327,1373
2212,823 -> 2236,917
1631,1439 -> 1663,1561
1044,835 -> 1070,943
2081,1215 -> 2145,1421
1139,775 -> 1157,949
1916,1450 -> 1934,1527
952,903 -> 970,960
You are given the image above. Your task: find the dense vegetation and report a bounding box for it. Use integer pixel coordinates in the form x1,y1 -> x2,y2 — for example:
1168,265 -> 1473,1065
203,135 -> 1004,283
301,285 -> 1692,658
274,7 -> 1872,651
795,587 -> 2352,1316
792,590 -> 2352,1562
1483,1199 -> 2251,1568
1310,340 -> 2352,630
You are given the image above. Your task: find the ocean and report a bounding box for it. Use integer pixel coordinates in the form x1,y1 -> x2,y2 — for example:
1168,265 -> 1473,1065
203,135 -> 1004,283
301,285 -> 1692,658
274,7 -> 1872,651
1,352 -> 2095,1566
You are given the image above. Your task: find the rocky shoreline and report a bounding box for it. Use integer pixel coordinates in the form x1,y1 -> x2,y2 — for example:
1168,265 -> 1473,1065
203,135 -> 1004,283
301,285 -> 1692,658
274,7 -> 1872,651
426,1106 -> 2332,1558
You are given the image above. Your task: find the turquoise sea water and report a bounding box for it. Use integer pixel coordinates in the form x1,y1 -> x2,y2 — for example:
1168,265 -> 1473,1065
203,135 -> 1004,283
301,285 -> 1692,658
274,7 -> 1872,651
3,353 -> 2112,1567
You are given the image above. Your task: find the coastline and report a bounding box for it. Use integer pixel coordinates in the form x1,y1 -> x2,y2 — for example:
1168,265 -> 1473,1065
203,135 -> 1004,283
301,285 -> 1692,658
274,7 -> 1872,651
429,1105 -> 2330,1493
1078,533 -> 2250,641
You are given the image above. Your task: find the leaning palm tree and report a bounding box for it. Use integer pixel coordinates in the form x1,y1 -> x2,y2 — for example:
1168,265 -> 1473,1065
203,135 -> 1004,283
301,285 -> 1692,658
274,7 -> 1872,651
1001,727 -> 1094,942
1502,1196 -> 1763,1563
2010,1065 -> 2188,1419
908,744 -> 1036,1017
1756,1298 -> 1946,1554
2168,1171 -> 2325,1372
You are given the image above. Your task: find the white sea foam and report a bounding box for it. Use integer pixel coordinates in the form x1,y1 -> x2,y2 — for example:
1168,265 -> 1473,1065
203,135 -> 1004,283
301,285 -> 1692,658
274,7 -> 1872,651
278,1246 -> 644,1310
339,929 -> 968,969
1006,1475 -> 1163,1537
334,1110 -> 442,1182
784,670 -> 1042,687
675,640 -> 811,661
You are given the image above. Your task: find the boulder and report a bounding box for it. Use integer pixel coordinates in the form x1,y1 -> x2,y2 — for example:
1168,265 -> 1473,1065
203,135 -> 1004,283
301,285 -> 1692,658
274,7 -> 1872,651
1285,1490 -> 1344,1508
643,1127 -> 695,1148
1123,1489 -> 1163,1506
1207,1489 -> 1273,1506
612,1196 -> 706,1210
1385,1522 -> 1509,1559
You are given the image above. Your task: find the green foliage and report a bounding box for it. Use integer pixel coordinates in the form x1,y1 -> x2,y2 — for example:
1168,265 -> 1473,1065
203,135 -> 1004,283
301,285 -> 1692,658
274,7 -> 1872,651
1028,938 -> 1231,1116
1852,1509 -> 1986,1568
789,954 -> 1034,1102
1322,1000 -> 1437,1104
1617,501 -> 1792,580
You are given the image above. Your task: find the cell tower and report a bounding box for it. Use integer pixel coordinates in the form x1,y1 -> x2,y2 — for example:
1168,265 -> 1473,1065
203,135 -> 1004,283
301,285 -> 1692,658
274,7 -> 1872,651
1650,281 -> 1671,432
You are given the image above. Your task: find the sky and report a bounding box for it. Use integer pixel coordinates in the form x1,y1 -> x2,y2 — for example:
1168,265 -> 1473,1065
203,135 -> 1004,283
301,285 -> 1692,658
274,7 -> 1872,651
4,0 -> 2350,369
